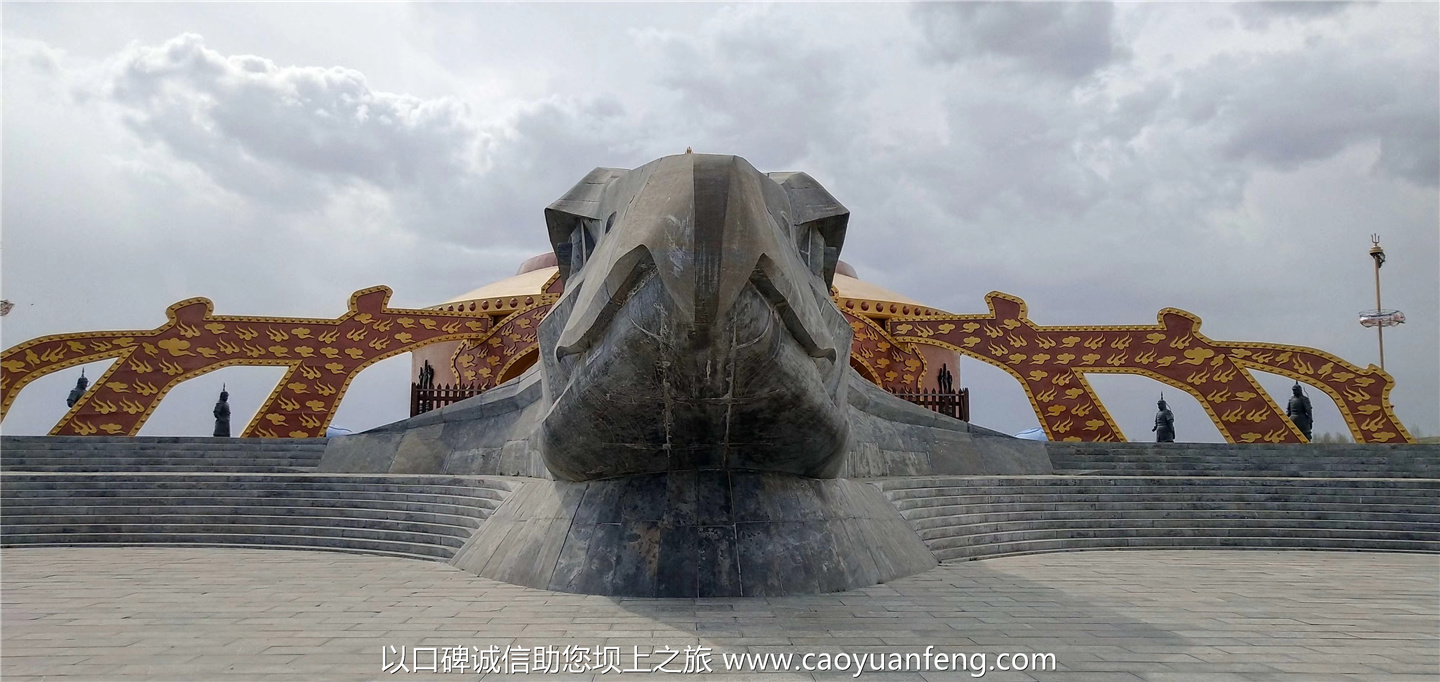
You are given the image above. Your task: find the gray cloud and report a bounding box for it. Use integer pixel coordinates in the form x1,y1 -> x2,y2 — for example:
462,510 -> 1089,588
1174,46 -> 1439,186
912,2 -> 1127,80
1234,2 -> 1353,30
88,34 -> 662,254
106,34 -> 481,208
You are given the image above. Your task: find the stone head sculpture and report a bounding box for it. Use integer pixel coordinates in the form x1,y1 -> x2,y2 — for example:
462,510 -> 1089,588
535,153 -> 855,481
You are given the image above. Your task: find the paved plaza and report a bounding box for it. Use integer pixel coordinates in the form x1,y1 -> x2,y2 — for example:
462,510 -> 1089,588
1,548 -> 1435,681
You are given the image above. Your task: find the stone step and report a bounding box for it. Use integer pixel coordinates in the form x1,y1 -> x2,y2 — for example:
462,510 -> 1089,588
903,503 -> 1440,524
0,472 -> 512,484
1,449 -> 326,457
933,536 -> 1440,562
917,518 -> 1440,543
1,474 -> 515,493
4,508 -> 485,529
1,435 -> 329,447
1,440 -> 328,448
3,457 -> 321,465
889,484 -> 1439,499
1045,443 -> 1439,453
909,508 -> 1440,531
3,451 -> 321,459
0,521 -> 472,546
3,493 -> 501,515
886,486 -> 1440,502
1049,463 -> 1432,475
1,492 -> 506,507
2,465 -> 319,473
929,525 -> 1440,550
3,484 -> 507,503
1043,443 -> 1440,478
893,493 -> 1439,513
0,472 -> 518,562
1051,464 -> 1432,474
876,475 -> 1440,490
883,483 -> 1439,502
0,533 -> 455,560
878,472 -> 1440,562
0,436 -> 329,473
0,480 -> 507,495
1048,455 -> 1422,463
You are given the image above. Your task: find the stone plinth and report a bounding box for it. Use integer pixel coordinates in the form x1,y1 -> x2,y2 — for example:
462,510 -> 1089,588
449,471 -> 936,597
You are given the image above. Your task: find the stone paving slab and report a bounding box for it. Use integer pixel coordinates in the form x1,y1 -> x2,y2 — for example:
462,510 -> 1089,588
1,548 -> 1435,680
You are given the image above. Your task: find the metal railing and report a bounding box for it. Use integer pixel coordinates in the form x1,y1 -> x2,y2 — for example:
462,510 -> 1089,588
889,387 -> 970,422
413,382 -> 970,422
410,383 -> 486,417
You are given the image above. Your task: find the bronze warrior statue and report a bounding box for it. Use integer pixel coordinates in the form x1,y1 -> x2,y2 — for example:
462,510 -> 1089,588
213,388 -> 231,438
1286,382 -> 1313,441
65,370 -> 89,408
1153,396 -> 1175,443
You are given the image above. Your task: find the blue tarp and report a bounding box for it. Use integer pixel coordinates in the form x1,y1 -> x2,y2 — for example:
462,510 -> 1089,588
1014,427 -> 1048,441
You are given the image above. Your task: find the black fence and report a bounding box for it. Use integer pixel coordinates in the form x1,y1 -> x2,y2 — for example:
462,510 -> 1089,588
411,383 -> 486,417
414,381 -> 969,422
889,387 -> 970,422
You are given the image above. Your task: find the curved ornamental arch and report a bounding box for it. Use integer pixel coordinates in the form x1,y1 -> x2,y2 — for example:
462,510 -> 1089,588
2,287 -> 1412,444
887,292 -> 1412,444
0,287 -> 551,438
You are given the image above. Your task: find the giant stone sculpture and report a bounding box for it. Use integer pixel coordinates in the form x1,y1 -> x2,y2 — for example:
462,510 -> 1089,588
324,153 -> 1054,597
538,154 -> 853,480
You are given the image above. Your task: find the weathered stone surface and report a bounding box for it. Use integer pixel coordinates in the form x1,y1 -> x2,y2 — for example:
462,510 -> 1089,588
320,366 -> 1053,479
449,471 -> 936,597
317,371 -> 549,477
843,372 -> 1053,476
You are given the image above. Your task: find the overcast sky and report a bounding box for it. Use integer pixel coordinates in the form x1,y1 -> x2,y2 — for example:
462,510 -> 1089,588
3,2 -> 1436,442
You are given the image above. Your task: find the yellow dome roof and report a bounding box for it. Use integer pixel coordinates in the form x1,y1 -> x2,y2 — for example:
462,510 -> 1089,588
429,260 -> 941,318
438,267 -> 557,305
831,274 -> 922,306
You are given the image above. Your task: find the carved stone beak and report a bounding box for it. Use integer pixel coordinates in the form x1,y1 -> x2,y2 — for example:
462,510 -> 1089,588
550,154 -> 838,362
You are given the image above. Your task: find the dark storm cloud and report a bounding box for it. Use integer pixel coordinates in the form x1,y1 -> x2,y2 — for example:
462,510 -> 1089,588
912,2 -> 1128,80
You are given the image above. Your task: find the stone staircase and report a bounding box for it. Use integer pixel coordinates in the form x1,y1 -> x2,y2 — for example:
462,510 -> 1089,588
1,473 -> 518,560
1,436 -> 328,473
0,436 -> 520,561
877,474 -> 1440,562
1046,442 -> 1440,478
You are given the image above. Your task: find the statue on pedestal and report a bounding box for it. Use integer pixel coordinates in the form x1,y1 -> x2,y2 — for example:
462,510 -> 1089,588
1153,395 -> 1175,443
213,386 -> 231,438
65,370 -> 89,408
1286,382 -> 1313,441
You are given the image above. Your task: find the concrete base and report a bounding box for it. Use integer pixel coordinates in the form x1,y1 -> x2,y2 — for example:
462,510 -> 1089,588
843,376 -> 1053,477
317,373 -> 550,478
449,471 -> 937,597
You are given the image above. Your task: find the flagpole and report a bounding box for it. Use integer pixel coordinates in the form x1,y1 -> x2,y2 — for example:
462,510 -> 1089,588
1369,235 -> 1386,370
